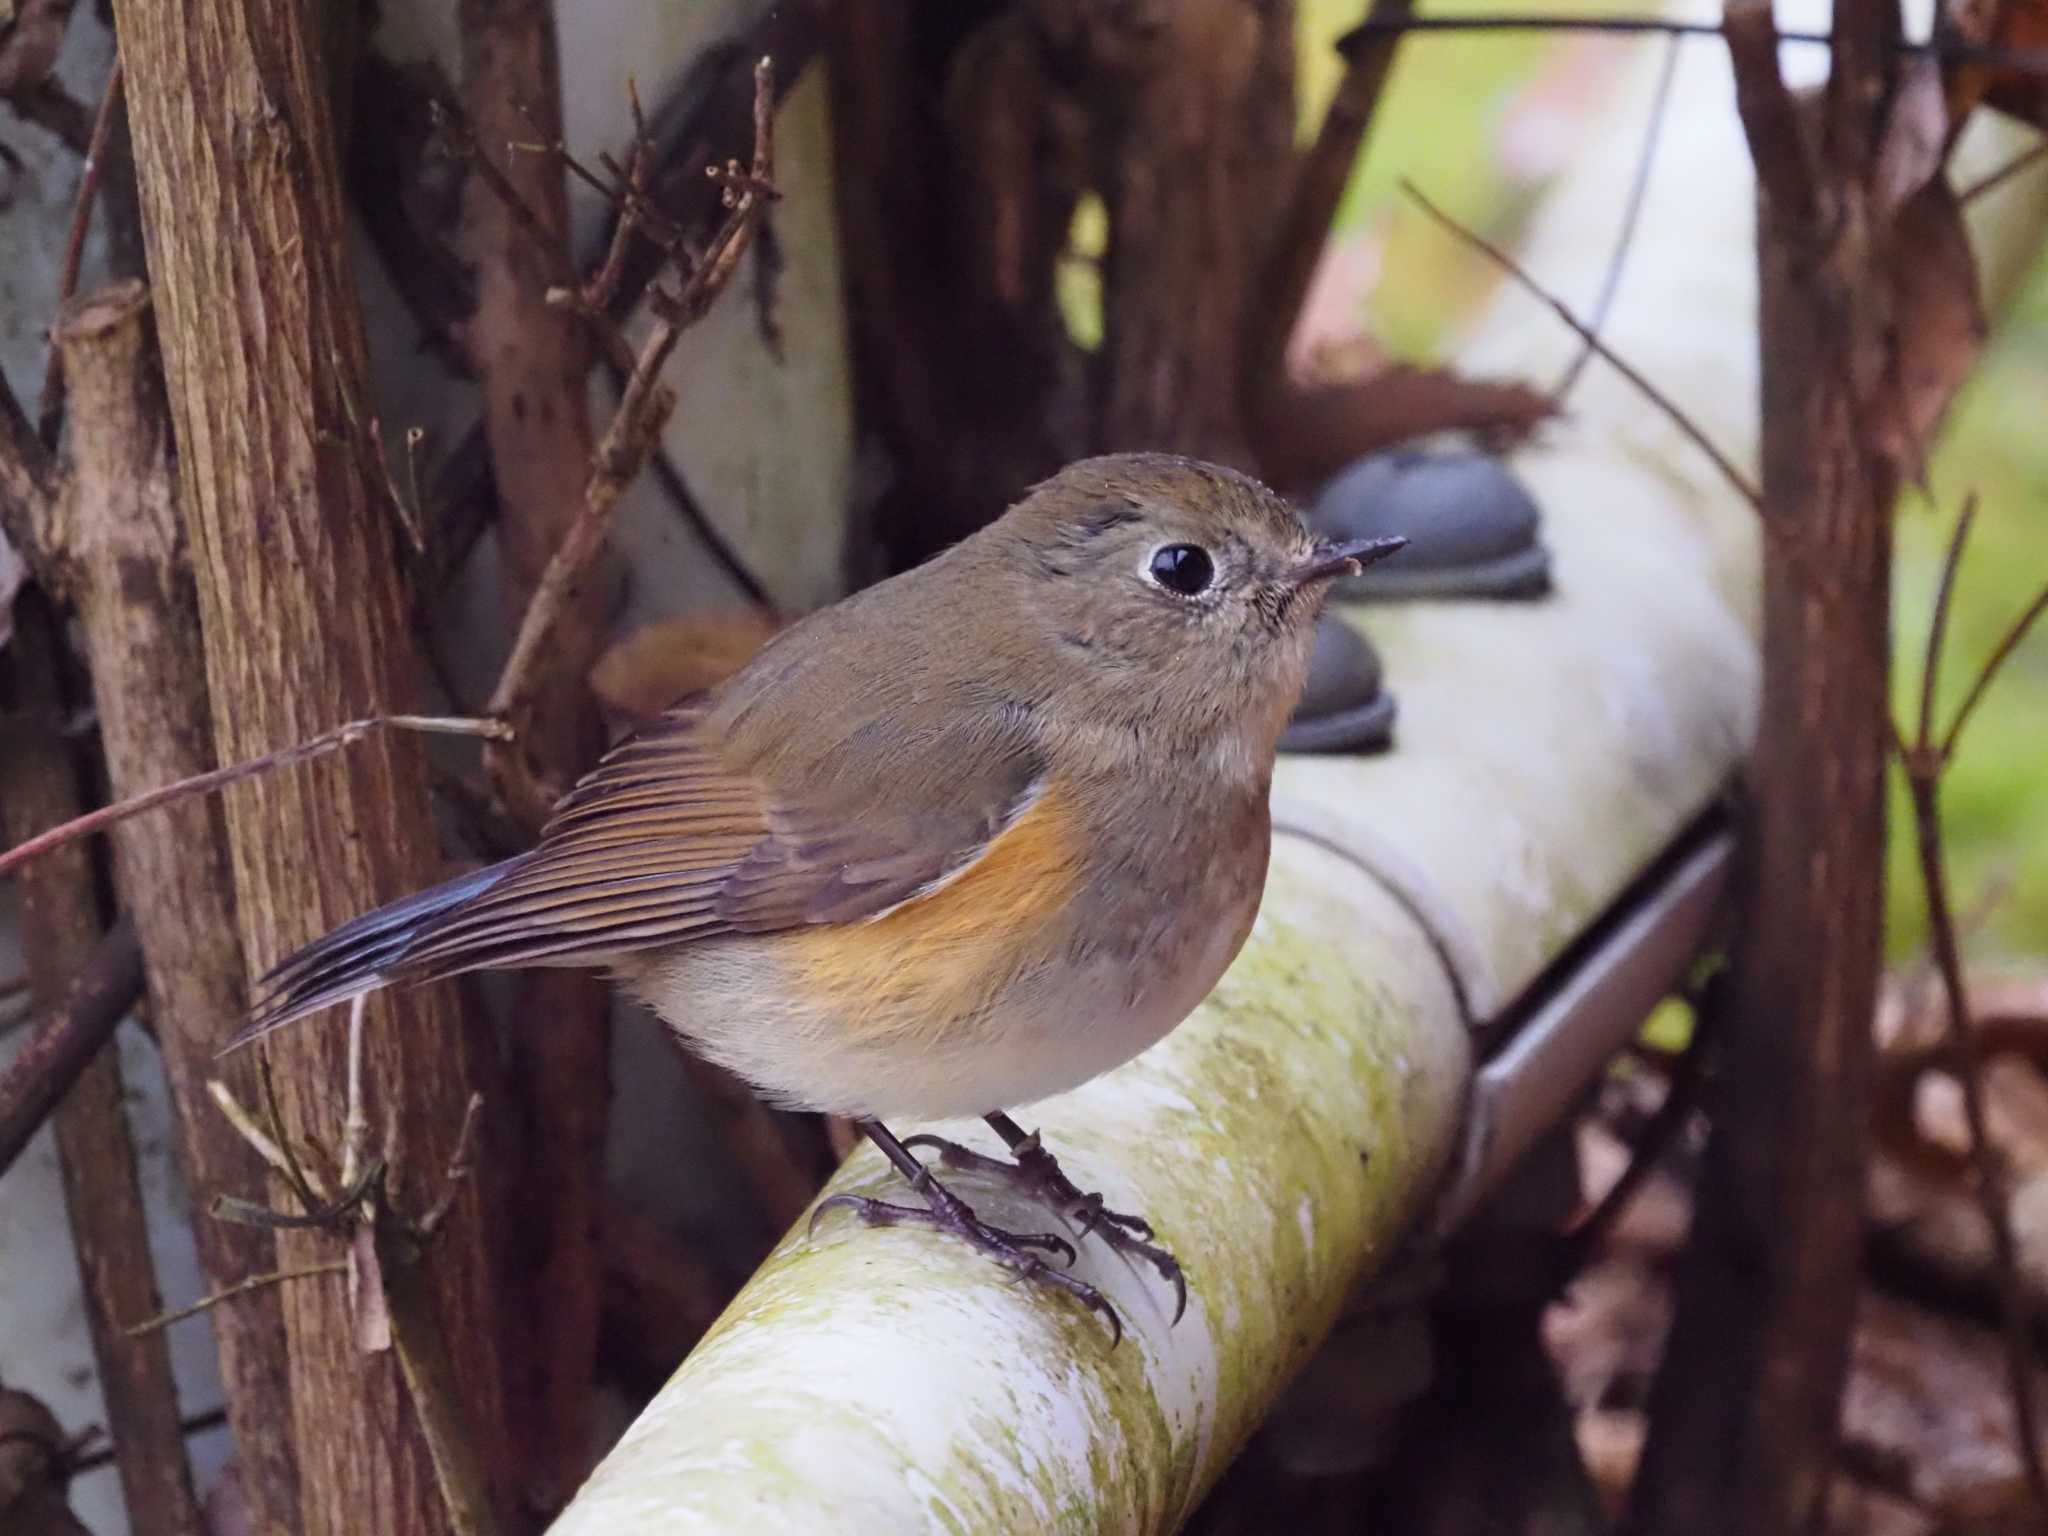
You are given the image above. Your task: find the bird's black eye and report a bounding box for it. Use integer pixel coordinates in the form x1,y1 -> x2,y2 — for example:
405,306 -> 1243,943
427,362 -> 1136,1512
1148,543 -> 1215,596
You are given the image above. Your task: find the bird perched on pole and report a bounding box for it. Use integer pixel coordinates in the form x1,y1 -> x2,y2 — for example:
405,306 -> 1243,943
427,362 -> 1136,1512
232,453 -> 1404,1338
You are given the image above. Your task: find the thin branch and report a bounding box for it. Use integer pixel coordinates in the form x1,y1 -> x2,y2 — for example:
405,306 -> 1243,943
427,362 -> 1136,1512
1562,979 -> 1715,1274
1400,178 -> 1762,509
35,61 -> 124,449
1919,495 -> 1976,751
0,918 -> 144,1182
1941,579 -> 2048,760
0,714 -> 510,882
1339,12 -> 2048,74
1247,0 -> 1415,390
430,96 -> 571,286
1903,782 -> 2048,1507
1897,508 -> 2048,1515
417,1092 -> 485,1238
1554,35 -> 1681,400
3,79 -> 95,154
64,1407 -> 229,1474
204,1079 -> 297,1187
485,58 -> 777,816
1722,0 -> 1822,233
340,993 -> 370,1193
1960,139 -> 2048,204
124,1262 -> 348,1339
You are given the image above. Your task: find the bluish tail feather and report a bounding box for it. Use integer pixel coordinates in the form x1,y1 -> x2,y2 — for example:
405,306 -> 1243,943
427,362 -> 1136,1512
225,858 -> 526,1052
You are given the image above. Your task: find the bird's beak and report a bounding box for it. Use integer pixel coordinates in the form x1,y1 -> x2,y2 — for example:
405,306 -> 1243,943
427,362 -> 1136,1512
1286,534 -> 1407,587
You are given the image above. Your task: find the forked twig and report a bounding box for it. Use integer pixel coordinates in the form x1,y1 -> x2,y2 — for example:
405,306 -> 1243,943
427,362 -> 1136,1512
1896,501 -> 2048,1514
482,58 -> 779,821
125,1262 -> 349,1339
1401,178 -> 1762,509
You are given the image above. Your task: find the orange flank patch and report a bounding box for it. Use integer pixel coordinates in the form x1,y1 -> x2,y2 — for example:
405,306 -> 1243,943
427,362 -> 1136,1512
786,783 -> 1084,1043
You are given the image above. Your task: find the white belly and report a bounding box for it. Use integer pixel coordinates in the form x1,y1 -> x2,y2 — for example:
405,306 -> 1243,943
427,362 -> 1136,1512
625,890 -> 1256,1122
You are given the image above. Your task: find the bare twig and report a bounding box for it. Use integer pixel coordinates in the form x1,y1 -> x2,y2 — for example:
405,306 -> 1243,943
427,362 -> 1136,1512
1247,0 -> 1414,391
124,1262 -> 348,1339
431,96 -> 570,286
417,1092 -> 484,1238
1338,12 -> 2048,75
1960,139 -> 2048,204
1401,178 -> 1762,509
1562,975 -> 1716,1275
1554,35 -> 1681,400
1941,579 -> 2048,760
1721,2 -> 1821,233
35,62 -> 124,449
1918,494 -> 1976,751
1898,508 -> 2048,1515
0,714 -> 509,882
366,417 -> 429,558
0,918 -> 143,1182
340,993 -> 370,1193
205,1079 -> 308,1197
2,79 -> 95,154
484,58 -> 777,815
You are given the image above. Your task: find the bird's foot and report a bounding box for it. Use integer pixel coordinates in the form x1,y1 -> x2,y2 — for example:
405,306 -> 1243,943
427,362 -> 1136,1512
811,1164 -> 1124,1346
903,1126 -> 1187,1324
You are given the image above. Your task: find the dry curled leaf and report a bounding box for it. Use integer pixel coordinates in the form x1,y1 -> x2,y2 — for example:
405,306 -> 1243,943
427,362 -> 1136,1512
588,609 -> 784,724
1877,55 -> 1953,216
1873,178 -> 1987,488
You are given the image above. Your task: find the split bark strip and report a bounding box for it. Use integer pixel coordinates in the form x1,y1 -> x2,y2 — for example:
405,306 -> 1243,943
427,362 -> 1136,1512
457,0 -> 610,1508
46,282 -> 307,1532
1627,3 -> 1894,1530
106,1 -> 513,1530
0,590 -> 205,1536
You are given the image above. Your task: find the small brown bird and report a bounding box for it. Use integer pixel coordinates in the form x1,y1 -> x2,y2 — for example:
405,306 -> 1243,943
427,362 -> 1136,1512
234,453 -> 1402,1336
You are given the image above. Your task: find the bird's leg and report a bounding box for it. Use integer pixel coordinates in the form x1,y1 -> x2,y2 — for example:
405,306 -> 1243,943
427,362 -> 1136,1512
903,1111 -> 1187,1323
812,1118 -> 1125,1344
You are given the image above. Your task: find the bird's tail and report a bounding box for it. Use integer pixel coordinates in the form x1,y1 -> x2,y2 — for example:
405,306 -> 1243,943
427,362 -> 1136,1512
225,857 -> 530,1052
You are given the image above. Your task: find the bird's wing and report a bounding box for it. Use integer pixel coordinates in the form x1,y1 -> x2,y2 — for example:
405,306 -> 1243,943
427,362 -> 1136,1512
389,702 -> 1048,975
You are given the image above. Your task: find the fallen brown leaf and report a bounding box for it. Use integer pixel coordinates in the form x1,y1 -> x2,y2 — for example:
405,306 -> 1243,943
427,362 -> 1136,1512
1873,178 -> 1987,488
588,609 -> 785,724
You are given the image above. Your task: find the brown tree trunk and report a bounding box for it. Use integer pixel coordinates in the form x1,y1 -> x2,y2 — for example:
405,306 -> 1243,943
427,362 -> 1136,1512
1626,6 -> 1897,1530
830,0 -> 1296,570
50,281 -> 305,1536
0,588 -> 204,1536
106,3 -> 511,1532
1092,0 -> 1296,462
457,1 -> 610,1512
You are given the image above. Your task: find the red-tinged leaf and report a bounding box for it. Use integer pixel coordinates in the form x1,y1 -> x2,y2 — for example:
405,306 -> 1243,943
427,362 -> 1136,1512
1877,55 -> 1952,215
1874,178 -> 1987,487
